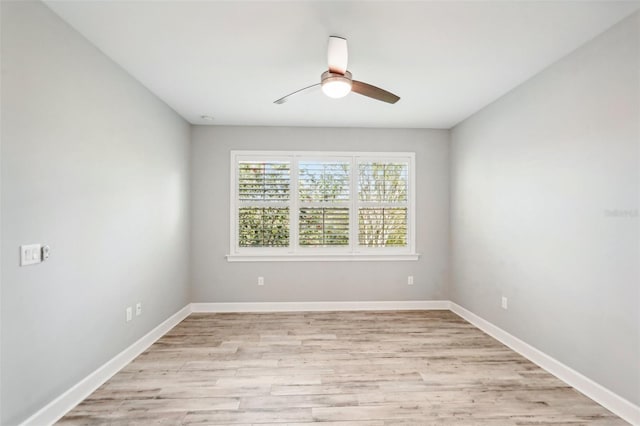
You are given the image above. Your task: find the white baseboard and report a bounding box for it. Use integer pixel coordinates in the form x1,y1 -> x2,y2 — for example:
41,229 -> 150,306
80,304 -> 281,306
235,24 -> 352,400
449,302 -> 640,426
191,300 -> 451,313
21,304 -> 192,426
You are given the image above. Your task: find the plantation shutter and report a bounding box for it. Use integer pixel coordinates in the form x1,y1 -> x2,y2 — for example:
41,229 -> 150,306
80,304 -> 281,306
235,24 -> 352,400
298,161 -> 350,247
237,161 -> 290,247
358,161 -> 409,247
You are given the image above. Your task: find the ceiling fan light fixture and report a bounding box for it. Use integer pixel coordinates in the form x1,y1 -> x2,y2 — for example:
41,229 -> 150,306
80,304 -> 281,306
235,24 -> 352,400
321,71 -> 352,99
274,40 -> 400,105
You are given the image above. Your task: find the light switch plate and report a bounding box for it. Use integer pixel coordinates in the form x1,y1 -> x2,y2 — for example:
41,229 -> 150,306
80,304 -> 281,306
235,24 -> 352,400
20,244 -> 42,266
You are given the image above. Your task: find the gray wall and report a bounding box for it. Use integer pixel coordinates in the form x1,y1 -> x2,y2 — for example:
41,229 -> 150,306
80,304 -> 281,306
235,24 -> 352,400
191,126 -> 449,303
450,12 -> 639,405
1,2 -> 191,424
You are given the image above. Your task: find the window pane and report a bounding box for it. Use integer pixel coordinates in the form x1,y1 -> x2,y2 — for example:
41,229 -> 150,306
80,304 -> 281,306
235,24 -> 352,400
239,161 -> 290,202
239,207 -> 289,247
358,208 -> 407,247
358,162 -> 408,202
299,161 -> 350,202
299,208 -> 349,247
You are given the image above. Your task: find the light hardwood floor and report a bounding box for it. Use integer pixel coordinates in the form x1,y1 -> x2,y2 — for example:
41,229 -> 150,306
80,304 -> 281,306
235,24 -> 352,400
58,311 -> 627,425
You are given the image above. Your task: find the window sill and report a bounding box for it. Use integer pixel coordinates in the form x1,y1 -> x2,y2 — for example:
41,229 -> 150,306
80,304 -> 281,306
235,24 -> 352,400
226,253 -> 421,262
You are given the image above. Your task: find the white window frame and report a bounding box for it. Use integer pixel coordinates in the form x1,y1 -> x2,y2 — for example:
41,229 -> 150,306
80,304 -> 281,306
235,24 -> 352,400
228,151 -> 419,262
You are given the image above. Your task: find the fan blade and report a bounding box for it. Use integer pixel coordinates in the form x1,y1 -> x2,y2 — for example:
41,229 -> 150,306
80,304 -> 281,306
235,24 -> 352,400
327,36 -> 348,74
351,80 -> 400,104
273,83 -> 321,104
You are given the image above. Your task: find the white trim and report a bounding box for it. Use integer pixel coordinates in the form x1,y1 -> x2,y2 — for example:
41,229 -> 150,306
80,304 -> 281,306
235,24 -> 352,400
226,253 -> 420,262
191,300 -> 450,312
20,305 -> 192,426
229,150 -> 416,258
449,302 -> 640,426
229,151 -> 237,253
232,150 -> 417,158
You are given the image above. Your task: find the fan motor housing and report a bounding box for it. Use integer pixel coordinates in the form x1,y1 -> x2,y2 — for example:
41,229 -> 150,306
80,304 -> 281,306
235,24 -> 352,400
321,70 -> 352,84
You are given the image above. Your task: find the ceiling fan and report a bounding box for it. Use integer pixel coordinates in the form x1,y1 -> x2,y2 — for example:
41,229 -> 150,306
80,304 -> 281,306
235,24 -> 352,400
274,36 -> 400,105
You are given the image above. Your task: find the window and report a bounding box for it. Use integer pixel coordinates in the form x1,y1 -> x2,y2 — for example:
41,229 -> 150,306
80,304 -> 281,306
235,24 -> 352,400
358,162 -> 409,248
229,151 -> 417,261
298,160 -> 350,247
237,161 -> 290,247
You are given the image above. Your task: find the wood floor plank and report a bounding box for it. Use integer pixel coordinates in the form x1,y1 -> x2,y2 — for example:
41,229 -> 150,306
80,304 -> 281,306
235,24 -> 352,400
56,311 -> 628,425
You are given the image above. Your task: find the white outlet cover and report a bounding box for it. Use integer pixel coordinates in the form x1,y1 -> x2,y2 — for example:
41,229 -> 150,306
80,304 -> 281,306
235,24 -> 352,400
501,296 -> 508,310
135,303 -> 142,316
126,307 -> 133,322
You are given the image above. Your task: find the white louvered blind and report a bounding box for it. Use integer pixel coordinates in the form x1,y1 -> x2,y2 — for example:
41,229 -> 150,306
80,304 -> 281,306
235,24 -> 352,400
238,161 -> 290,202
298,161 -> 350,247
358,162 -> 409,248
237,161 -> 290,247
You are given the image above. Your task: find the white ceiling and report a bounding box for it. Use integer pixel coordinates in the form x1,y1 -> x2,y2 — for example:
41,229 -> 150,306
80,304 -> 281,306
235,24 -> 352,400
45,1 -> 640,129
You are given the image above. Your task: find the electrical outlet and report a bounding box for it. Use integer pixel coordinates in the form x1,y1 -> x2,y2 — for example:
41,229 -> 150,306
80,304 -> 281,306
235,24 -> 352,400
501,296 -> 508,310
258,276 -> 264,286
136,302 -> 142,316
126,307 -> 133,322
408,275 -> 414,285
